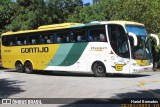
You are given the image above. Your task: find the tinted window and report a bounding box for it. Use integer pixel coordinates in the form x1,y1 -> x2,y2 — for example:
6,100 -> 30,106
88,25 -> 107,42
108,24 -> 129,58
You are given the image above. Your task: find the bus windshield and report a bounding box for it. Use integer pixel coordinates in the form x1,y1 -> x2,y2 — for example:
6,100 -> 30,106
126,25 -> 152,60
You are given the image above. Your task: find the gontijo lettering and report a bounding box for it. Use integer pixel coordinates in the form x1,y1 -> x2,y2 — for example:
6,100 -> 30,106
21,47 -> 49,53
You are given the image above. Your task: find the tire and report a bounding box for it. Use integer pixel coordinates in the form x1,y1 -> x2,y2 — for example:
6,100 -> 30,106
92,62 -> 106,77
24,62 -> 33,74
15,62 -> 24,73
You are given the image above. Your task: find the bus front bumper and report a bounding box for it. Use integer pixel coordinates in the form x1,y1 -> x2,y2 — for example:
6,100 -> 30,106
131,65 -> 153,73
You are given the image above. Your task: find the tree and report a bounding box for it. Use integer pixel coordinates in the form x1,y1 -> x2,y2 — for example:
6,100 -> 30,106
0,0 -> 12,4
109,0 -> 160,33
68,0 -> 160,33
5,0 -> 48,31
46,0 -> 83,24
93,0 -> 100,4
0,0 -> 15,33
1,0 -> 160,34
4,0 -> 83,31
67,1 -> 106,23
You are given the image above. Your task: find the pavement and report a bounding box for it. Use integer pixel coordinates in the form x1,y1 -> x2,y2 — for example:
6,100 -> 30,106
0,69 -> 160,107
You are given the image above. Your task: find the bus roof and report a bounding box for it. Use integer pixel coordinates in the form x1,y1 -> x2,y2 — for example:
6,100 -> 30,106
105,20 -> 144,26
1,21 -> 144,36
70,20 -> 144,28
38,23 -> 80,29
1,23 -> 81,36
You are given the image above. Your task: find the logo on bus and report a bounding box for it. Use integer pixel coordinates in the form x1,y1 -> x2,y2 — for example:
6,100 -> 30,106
21,47 -> 49,53
112,64 -> 126,71
115,64 -> 124,71
91,47 -> 107,51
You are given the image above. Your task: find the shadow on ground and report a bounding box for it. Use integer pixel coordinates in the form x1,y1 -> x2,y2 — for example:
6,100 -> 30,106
0,79 -> 25,98
4,69 -> 151,78
40,71 -> 151,78
59,89 -> 160,107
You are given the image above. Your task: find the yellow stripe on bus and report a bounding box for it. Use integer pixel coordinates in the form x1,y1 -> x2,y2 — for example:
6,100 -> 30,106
1,44 -> 60,70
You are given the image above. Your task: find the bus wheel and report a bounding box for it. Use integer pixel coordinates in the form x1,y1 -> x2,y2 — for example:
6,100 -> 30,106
24,62 -> 33,74
15,62 -> 24,73
92,62 -> 106,77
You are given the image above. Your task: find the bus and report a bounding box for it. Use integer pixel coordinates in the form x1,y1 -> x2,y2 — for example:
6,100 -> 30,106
1,21 -> 159,77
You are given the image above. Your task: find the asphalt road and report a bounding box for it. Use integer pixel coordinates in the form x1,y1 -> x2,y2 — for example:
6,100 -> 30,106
0,69 -> 160,107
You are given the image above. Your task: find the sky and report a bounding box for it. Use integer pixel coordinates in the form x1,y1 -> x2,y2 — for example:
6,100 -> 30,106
83,0 -> 93,4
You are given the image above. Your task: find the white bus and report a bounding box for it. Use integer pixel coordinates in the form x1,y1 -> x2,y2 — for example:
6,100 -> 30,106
1,21 -> 159,77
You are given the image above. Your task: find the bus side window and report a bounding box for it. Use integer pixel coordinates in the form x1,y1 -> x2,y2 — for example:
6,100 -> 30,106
32,39 -> 36,44
99,34 -> 106,42
56,30 -> 71,43
43,34 -> 54,44
67,36 -> 70,42
49,36 -> 54,43
9,41 -> 11,46
76,33 -> 86,42
9,36 -> 16,46
57,36 -> 62,43
10,41 -> 15,46
74,28 -> 87,42
89,35 -> 93,42
70,33 -> 75,43
24,40 -> 27,45
28,34 -> 40,45
40,35 -> 44,44
47,39 -> 51,43
17,41 -> 22,45
88,25 -> 106,42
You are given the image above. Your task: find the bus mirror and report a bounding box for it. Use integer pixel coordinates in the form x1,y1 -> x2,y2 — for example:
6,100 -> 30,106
128,32 -> 138,46
148,34 -> 159,45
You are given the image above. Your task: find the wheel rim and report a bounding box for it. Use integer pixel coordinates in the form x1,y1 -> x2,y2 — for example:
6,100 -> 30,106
16,64 -> 22,71
16,63 -> 24,72
24,62 -> 33,74
26,63 -> 32,71
97,65 -> 104,74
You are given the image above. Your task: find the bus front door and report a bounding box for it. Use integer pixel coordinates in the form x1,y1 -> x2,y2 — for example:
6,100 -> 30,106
107,24 -> 131,74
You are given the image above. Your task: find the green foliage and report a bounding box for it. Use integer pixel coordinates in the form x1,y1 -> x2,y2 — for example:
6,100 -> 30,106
150,33 -> 160,57
5,0 -> 48,31
1,0 -> 83,31
156,33 -> 160,51
46,0 -> 83,24
151,37 -> 160,54
118,0 -> 160,33
68,0 -> 160,34
67,2 -> 106,23
0,0 -> 12,4
0,0 -> 160,34
0,0 -> 15,33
